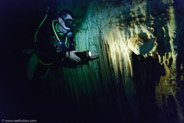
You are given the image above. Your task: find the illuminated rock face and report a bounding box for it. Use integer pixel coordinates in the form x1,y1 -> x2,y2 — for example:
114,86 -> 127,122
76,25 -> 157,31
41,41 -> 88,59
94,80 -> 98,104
56,0 -> 184,122
129,33 -> 155,55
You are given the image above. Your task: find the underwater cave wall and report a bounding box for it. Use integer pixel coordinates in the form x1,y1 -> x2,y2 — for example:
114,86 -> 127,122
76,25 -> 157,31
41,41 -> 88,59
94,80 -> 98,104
56,0 -> 184,122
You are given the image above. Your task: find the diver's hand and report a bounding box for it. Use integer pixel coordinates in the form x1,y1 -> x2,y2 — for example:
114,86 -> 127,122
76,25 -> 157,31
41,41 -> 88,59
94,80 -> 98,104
66,50 -> 81,62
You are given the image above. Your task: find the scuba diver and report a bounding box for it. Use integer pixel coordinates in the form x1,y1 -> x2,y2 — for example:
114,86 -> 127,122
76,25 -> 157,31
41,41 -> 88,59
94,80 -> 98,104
27,9 -> 98,80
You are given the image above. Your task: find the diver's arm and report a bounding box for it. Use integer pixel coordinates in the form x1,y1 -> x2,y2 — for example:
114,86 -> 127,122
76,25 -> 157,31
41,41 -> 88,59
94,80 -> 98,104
65,36 -> 81,62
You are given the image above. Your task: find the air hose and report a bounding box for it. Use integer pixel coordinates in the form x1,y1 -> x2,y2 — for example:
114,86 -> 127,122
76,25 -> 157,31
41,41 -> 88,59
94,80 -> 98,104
34,13 -> 53,66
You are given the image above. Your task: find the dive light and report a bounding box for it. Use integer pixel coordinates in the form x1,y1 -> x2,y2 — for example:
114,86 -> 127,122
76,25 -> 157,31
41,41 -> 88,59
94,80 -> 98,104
75,50 -> 92,61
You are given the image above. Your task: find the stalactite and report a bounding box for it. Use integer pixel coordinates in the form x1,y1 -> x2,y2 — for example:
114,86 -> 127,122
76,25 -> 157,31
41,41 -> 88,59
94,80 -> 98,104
54,0 -> 184,122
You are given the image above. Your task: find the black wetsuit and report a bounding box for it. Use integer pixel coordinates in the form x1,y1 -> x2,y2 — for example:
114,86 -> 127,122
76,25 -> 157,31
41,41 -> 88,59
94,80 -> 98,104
36,16 -> 75,65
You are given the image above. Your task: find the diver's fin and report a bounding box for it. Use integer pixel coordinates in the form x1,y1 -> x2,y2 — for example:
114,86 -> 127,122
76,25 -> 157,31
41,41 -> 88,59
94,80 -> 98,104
26,52 -> 39,80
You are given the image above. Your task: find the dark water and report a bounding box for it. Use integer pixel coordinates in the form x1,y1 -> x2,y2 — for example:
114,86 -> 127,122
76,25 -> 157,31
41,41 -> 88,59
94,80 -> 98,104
1,0 -> 184,123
